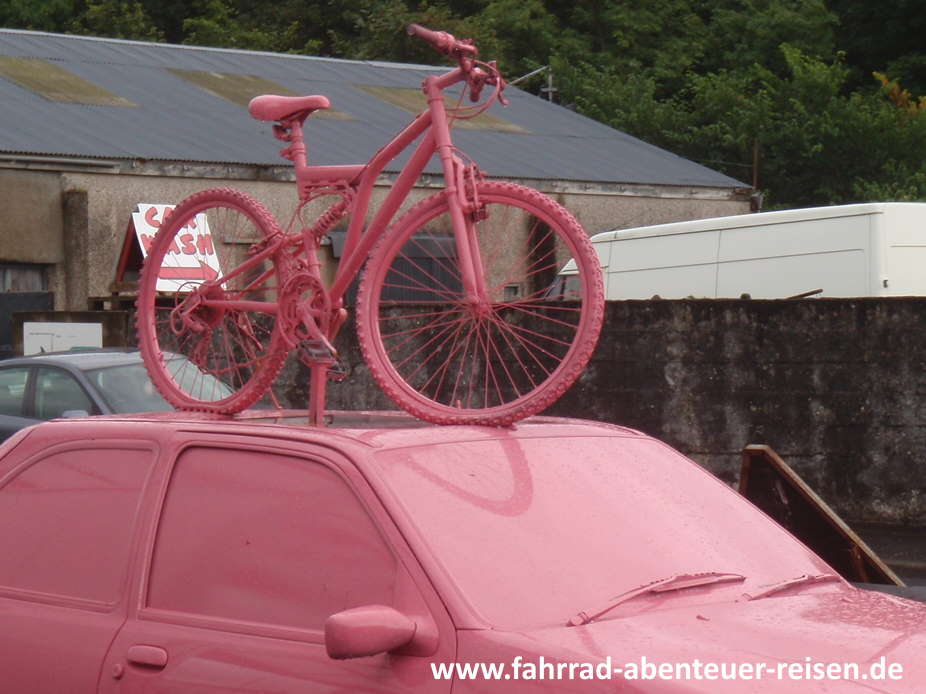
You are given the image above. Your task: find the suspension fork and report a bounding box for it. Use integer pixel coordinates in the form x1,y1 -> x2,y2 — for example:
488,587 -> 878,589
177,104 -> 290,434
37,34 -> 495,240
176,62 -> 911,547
424,76 -> 489,305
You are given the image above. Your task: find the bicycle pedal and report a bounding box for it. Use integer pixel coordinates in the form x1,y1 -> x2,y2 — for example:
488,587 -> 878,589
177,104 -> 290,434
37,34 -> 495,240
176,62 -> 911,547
295,339 -> 337,366
327,360 -> 348,383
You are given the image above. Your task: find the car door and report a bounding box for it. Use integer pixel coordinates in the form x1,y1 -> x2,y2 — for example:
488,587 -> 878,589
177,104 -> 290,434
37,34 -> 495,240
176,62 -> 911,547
0,437 -> 158,692
101,436 -> 455,694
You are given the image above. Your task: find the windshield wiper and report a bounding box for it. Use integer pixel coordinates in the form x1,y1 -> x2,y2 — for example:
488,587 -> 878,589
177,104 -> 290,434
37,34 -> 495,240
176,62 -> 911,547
744,573 -> 840,601
567,571 -> 746,627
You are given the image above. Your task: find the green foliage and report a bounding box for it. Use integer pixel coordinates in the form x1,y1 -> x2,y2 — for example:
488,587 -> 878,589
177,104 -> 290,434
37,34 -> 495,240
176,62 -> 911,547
68,0 -> 162,41
180,0 -> 277,51
0,0 -> 75,31
667,46 -> 926,207
702,0 -> 837,75
853,162 -> 926,202
827,0 -> 926,94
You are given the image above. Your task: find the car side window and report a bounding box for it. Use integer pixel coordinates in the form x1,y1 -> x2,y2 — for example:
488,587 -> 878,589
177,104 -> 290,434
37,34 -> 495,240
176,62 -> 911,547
0,368 -> 29,417
147,447 -> 397,632
0,446 -> 154,604
34,368 -> 95,419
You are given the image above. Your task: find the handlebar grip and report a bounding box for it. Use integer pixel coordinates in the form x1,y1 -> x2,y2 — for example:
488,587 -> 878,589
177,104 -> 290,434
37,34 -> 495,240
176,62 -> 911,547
406,24 -> 454,55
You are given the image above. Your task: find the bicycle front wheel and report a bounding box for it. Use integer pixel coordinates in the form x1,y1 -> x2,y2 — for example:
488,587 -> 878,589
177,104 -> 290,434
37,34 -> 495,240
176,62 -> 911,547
357,181 -> 604,425
136,188 -> 291,413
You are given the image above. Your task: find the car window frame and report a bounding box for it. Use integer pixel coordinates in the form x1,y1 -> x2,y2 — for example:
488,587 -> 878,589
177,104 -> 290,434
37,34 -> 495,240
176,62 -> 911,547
135,434 -> 439,645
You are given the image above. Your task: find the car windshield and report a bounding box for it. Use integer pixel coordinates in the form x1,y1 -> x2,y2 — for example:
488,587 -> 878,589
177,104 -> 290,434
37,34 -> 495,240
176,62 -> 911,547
373,433 -> 830,629
84,358 -> 232,413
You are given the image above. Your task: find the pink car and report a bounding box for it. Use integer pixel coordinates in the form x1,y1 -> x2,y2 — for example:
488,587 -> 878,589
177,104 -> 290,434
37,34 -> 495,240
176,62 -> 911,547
0,412 -> 921,692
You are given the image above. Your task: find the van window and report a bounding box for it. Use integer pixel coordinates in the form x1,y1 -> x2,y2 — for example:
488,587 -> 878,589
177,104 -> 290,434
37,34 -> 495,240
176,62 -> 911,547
0,447 -> 153,604
147,448 -> 396,631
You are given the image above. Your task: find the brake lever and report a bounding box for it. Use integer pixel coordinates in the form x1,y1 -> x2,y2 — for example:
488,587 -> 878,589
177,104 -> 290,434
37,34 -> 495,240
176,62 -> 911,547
484,61 -> 509,106
493,76 -> 509,106
469,67 -> 487,102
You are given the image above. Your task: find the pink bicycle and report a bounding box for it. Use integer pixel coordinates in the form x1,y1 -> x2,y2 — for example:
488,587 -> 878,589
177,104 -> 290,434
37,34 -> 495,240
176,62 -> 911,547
136,25 -> 604,426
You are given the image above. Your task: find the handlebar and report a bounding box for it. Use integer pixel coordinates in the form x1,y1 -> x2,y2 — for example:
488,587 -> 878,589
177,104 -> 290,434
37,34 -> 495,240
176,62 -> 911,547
407,23 -> 477,58
407,24 -> 507,107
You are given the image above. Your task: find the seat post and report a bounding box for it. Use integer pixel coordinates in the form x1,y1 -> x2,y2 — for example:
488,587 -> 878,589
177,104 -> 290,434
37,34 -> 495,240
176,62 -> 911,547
308,362 -> 329,427
285,119 -> 309,171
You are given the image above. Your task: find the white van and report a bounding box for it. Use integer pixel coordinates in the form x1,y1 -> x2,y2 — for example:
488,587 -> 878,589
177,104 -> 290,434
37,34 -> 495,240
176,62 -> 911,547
558,203 -> 926,299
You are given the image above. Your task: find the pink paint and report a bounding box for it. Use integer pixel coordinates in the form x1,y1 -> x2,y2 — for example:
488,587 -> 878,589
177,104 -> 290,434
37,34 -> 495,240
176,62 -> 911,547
0,412 -> 919,691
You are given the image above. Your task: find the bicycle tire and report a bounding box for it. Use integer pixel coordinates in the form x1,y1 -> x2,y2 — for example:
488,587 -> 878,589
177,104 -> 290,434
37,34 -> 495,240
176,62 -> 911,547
356,181 -> 604,425
136,188 -> 291,413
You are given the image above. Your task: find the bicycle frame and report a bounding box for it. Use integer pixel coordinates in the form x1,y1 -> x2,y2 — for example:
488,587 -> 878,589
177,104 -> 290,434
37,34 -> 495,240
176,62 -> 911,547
290,67 -> 483,306
195,66 -> 487,423
203,61 -> 491,330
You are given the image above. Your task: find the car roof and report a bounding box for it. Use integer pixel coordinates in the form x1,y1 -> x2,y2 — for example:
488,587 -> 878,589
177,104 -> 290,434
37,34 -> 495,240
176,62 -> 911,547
28,409 -> 647,452
0,349 -> 144,371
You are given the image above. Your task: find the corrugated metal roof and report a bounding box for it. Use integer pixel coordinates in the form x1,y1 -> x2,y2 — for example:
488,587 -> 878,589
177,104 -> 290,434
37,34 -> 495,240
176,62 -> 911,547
0,29 -> 747,187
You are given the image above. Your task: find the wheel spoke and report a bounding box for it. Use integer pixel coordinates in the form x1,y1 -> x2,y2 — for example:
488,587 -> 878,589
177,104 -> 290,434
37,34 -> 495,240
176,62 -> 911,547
391,312 -> 469,375
359,182 -> 603,424
383,248 -> 461,299
382,311 -> 467,357
495,302 -> 583,331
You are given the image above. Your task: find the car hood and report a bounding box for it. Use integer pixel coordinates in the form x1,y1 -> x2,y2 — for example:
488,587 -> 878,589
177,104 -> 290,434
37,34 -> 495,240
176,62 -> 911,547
470,586 -> 926,692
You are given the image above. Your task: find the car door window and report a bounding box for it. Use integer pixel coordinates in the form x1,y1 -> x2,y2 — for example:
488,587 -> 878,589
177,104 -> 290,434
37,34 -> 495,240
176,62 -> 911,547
34,368 -> 94,419
147,447 -> 397,631
0,446 -> 154,604
0,368 -> 29,416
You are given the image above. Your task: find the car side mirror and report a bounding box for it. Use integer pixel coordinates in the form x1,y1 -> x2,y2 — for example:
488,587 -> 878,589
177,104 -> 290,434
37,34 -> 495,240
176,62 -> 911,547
325,605 -> 416,659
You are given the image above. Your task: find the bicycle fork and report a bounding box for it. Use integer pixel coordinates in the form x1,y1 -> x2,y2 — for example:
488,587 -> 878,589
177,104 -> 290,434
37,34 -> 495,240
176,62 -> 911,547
425,77 -> 491,311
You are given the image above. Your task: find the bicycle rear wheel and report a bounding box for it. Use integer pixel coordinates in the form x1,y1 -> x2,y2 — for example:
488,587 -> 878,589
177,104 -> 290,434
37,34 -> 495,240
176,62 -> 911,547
136,188 -> 291,413
357,181 -> 604,425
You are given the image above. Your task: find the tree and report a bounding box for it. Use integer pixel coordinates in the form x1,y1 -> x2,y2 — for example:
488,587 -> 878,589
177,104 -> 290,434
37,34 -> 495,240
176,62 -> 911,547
68,0 -> 162,41
180,0 -> 276,51
666,46 -> 926,207
827,0 -> 926,94
0,0 -> 75,32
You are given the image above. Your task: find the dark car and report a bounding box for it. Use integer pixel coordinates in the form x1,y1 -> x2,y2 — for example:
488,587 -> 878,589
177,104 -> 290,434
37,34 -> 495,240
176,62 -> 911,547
0,349 -> 228,440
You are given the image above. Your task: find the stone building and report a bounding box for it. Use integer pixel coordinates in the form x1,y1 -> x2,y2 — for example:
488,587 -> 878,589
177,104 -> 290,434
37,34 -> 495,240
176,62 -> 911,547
0,28 -> 750,354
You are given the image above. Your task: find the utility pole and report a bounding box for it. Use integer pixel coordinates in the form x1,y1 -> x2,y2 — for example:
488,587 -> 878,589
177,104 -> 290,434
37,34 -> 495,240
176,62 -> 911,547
509,63 -> 557,103
540,66 -> 557,102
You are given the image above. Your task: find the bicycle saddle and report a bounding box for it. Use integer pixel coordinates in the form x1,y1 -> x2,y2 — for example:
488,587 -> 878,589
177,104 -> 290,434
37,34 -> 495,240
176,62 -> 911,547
248,95 -> 331,122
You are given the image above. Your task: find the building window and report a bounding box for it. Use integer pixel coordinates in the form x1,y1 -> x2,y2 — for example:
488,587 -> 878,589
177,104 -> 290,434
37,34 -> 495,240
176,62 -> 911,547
0,264 -> 47,292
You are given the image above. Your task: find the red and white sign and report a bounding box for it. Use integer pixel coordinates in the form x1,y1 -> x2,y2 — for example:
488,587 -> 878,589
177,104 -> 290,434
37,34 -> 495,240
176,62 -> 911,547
131,204 -> 222,292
